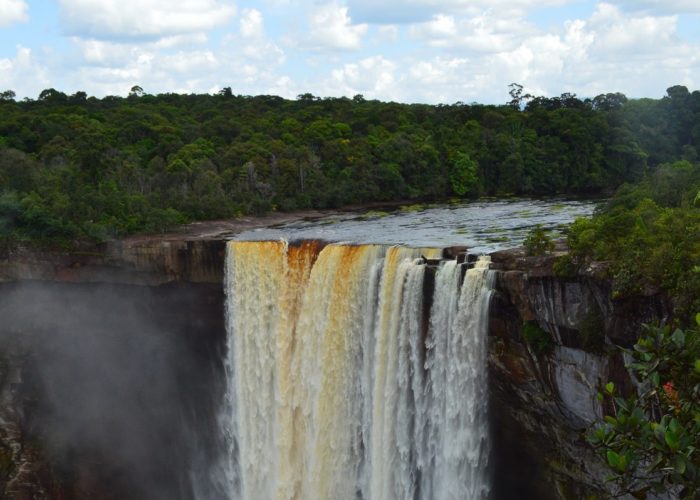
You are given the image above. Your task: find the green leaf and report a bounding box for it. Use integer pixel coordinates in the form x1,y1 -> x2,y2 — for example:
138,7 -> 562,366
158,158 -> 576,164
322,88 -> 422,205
655,425 -> 667,443
631,407 -> 644,419
665,430 -> 681,451
651,371 -> 660,387
607,450 -> 621,468
695,359 -> 700,374
669,418 -> 681,434
671,328 -> 685,347
605,382 -> 615,395
695,312 -> 700,327
605,415 -> 618,425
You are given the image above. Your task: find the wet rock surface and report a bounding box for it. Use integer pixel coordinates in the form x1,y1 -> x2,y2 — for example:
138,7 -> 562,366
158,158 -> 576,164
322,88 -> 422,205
488,253 -> 670,499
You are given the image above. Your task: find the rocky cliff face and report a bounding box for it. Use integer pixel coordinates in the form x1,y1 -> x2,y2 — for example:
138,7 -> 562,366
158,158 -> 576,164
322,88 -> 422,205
0,239 -> 225,286
0,237 -> 671,499
488,248 -> 670,499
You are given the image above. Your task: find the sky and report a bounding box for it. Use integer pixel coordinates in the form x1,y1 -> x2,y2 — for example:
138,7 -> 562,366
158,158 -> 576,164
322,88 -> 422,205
0,0 -> 699,104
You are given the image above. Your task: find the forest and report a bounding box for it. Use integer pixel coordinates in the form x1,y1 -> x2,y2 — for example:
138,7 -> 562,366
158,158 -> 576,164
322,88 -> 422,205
0,84 -> 698,246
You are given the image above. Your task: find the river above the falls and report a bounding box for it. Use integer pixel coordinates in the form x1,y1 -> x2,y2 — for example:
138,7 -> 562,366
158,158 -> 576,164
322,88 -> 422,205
231,197 -> 599,253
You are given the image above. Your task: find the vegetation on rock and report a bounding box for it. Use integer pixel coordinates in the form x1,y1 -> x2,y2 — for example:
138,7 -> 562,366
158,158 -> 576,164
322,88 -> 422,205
522,321 -> 555,354
523,225 -> 555,256
561,159 -> 700,323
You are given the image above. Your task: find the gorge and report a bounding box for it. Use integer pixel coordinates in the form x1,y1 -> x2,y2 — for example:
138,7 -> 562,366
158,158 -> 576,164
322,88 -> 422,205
0,201 -> 670,499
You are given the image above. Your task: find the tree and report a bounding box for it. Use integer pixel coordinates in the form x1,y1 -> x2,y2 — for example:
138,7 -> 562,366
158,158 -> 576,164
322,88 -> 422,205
129,85 -> 144,97
0,90 -> 16,102
70,91 -> 88,103
297,93 -> 319,102
589,318 -> 700,498
38,88 -> 67,103
508,82 -> 532,109
449,152 -> 479,196
523,225 -> 554,256
592,92 -> 628,111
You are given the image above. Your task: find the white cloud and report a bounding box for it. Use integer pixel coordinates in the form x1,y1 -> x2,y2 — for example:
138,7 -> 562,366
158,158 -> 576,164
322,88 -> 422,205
415,14 -> 457,38
305,2 -> 368,51
57,0 -> 236,40
225,9 -> 284,64
478,5 -> 684,99
240,8 -> 264,39
159,50 -> 219,74
0,0 -> 27,27
5,0 -> 700,104
304,0 -> 699,105
267,75 -> 297,99
410,11 -> 534,53
75,38 -> 135,65
46,3 -> 287,99
588,2 -> 678,54
154,34 -> 209,49
389,1 -> 698,103
0,46 -> 50,97
61,47 -> 223,96
323,55 -> 399,99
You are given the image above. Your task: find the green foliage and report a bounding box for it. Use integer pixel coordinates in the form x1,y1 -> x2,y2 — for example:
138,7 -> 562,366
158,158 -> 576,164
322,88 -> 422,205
523,225 -> 555,256
552,253 -> 578,278
0,85 -> 698,245
449,152 -> 479,196
564,165 -> 700,321
522,321 -> 554,354
589,319 -> 700,498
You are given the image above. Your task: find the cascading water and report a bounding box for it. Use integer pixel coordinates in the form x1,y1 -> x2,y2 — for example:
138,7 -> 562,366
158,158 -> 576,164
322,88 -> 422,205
220,240 -> 494,500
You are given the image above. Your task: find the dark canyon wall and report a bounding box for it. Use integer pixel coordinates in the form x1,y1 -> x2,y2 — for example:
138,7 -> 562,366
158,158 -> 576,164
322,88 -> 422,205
0,239 -> 670,499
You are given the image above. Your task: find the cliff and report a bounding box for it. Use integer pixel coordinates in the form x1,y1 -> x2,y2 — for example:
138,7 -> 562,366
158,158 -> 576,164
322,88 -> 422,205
488,247 -> 670,499
0,234 -> 671,499
0,210 -> 339,286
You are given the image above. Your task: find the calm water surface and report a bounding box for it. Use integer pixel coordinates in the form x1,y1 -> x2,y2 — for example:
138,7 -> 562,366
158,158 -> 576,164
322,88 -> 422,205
233,198 -> 598,253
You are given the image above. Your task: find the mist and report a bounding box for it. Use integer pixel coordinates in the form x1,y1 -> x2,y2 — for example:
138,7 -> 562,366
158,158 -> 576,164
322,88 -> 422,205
0,281 -> 227,499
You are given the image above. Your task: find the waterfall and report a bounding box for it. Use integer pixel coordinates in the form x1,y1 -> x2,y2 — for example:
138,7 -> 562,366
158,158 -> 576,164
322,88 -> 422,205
220,241 -> 493,500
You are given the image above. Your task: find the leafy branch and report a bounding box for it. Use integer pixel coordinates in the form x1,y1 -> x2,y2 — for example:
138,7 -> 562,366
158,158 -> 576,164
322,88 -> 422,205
589,316 -> 700,499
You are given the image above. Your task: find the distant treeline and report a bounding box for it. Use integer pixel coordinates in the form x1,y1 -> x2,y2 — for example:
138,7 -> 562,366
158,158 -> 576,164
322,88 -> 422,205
0,84 -> 699,244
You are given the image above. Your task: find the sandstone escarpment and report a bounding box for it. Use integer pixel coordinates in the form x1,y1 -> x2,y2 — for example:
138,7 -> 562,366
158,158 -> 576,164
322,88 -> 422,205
488,247 -> 670,499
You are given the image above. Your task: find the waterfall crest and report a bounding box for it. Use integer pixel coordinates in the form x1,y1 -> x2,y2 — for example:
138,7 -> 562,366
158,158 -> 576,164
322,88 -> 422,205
221,241 -> 493,500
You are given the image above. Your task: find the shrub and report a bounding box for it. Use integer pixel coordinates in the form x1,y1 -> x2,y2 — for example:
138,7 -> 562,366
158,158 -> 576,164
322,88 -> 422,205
553,254 -> 578,278
589,316 -> 700,498
522,321 -> 554,354
523,225 -> 555,256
